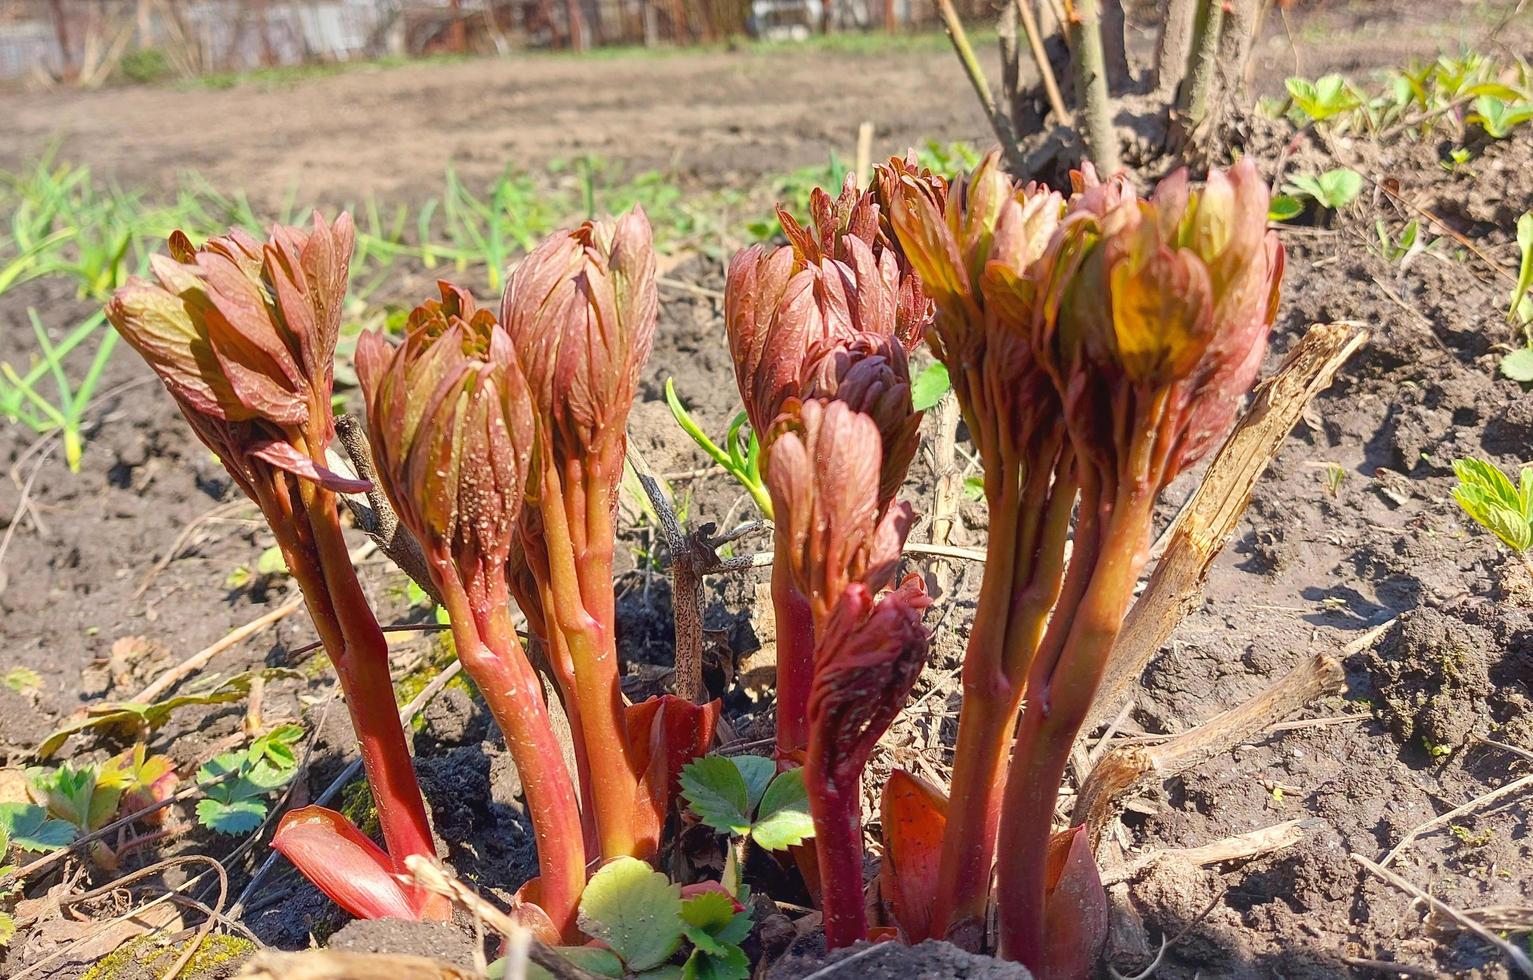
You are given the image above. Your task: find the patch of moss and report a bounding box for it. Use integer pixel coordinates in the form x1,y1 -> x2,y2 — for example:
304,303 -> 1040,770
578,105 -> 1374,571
392,632 -> 475,732
339,776 -> 381,838
83,934 -> 255,980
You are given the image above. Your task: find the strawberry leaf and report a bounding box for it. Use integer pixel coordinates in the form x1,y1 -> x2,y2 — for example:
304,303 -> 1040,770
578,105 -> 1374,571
681,757 -> 752,836
577,856 -> 684,972
750,769 -> 814,851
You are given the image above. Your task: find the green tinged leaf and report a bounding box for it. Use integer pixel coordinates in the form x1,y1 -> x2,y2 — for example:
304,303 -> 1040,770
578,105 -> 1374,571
1267,195 -> 1304,222
1500,347 -> 1533,382
729,756 -> 775,814
195,798 -> 267,835
683,945 -> 750,980
3,668 -> 41,693
255,546 -> 288,577
1509,211 -> 1533,325
578,856 -> 685,971
681,891 -> 737,932
750,769 -> 814,851
1453,457 -> 1533,552
910,362 -> 951,412
681,757 -> 752,836
0,802 -> 76,851
0,911 -> 15,947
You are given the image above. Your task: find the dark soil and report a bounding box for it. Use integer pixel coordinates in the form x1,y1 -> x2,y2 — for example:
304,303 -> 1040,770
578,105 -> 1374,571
3,5 -> 1532,978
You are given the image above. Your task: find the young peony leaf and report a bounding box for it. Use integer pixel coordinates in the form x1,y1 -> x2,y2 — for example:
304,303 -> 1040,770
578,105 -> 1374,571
729,756 -> 775,814
680,757 -> 752,836
683,944 -> 750,980
578,856 -> 685,971
196,798 -> 267,835
750,769 -> 814,851
909,361 -> 951,412
0,802 -> 76,851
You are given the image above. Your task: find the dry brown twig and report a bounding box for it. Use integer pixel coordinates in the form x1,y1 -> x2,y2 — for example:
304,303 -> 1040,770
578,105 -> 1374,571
628,448 -> 763,703
1075,651 -> 1346,848
131,592 -> 306,704
1352,852 -> 1533,977
405,857 -> 594,980
1100,818 -> 1318,886
1090,321 -> 1368,727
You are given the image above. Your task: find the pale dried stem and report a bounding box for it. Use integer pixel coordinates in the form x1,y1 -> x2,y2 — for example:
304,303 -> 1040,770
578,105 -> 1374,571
1089,322 -> 1367,728
1100,817 -> 1317,886
1075,651 -> 1345,847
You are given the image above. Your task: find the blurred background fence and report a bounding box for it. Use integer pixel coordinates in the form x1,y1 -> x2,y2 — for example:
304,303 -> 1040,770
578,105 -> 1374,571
0,0 -> 997,83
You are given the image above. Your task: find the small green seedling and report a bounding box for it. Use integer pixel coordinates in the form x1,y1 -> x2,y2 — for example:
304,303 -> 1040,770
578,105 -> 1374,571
505,857 -> 753,980
195,724 -> 304,834
1322,462 -> 1347,497
226,545 -> 290,590
664,378 -> 771,518
1451,458 -> 1533,566
1282,168 -> 1364,212
2,667 -> 41,694
1470,96 -> 1533,139
1285,75 -> 1363,124
1507,211 -> 1533,326
1374,219 -> 1433,266
0,309 -> 119,471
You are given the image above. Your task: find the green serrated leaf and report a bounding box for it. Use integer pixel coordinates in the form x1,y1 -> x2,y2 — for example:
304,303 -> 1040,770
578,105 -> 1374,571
685,923 -> 732,957
751,769 -> 815,851
713,909 -> 753,948
1267,195 -> 1305,222
681,757 -> 752,836
910,362 -> 951,412
683,944 -> 750,980
681,890 -> 736,932
578,856 -> 684,971
0,911 -> 15,947
197,752 -> 247,787
0,802 -> 76,851
729,756 -> 775,814
196,798 -> 267,835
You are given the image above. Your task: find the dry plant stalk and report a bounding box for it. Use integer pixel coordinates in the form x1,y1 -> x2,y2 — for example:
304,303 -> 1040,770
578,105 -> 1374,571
1100,817 -> 1317,885
1089,321 -> 1368,728
1074,652 -> 1345,846
236,951 -> 480,980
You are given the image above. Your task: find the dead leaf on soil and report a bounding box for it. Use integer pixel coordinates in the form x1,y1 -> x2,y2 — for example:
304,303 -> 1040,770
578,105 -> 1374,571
37,667 -> 302,758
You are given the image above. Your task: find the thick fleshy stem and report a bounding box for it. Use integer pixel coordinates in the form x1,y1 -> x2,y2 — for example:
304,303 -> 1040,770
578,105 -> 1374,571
435,572 -> 587,941
994,488 -> 1153,970
257,475 -> 445,919
803,746 -> 869,949
771,549 -> 816,769
537,458 -> 640,861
